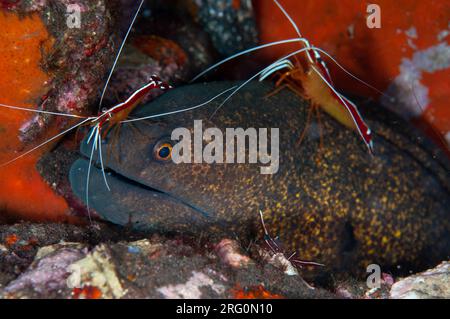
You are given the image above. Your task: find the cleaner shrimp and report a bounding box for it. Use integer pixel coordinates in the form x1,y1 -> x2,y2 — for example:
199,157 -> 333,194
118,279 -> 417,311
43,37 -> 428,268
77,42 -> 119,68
258,210 -> 324,269
258,210 -> 324,289
0,0 -> 381,171
192,0 -> 397,154
0,0 -> 398,218
0,0 -> 237,219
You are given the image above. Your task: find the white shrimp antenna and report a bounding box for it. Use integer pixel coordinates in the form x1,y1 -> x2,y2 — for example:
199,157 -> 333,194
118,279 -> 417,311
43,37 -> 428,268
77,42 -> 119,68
309,64 -> 374,153
84,122 -> 112,222
271,1 -> 389,100
312,47 -> 393,100
0,118 -> 92,168
273,0 -> 303,38
98,0 -> 145,111
120,86 -> 237,123
272,0 -> 314,64
0,103 -> 90,119
190,38 -> 310,82
85,127 -> 97,222
208,47 -> 311,119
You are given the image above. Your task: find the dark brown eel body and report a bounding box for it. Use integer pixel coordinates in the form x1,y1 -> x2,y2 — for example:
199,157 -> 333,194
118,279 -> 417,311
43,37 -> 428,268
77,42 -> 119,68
70,81 -> 450,275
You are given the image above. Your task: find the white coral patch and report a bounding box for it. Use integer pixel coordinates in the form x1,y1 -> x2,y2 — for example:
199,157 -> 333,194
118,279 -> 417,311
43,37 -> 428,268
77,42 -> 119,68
157,271 -> 225,299
445,132 -> 450,148
382,42 -> 450,119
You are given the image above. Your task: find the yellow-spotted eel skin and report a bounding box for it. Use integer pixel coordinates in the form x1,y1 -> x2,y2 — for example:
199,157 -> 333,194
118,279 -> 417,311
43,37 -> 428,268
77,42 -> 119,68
70,82 -> 449,275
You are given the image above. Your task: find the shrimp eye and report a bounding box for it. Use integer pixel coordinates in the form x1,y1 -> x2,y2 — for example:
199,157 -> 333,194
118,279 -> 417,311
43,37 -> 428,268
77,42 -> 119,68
154,141 -> 173,162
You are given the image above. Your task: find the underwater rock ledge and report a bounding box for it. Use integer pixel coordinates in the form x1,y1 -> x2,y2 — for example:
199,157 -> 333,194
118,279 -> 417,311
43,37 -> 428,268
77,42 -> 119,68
0,223 -> 448,299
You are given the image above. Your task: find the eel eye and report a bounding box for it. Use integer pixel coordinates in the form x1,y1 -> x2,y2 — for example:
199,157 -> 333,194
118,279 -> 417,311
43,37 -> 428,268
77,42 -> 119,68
154,141 -> 173,162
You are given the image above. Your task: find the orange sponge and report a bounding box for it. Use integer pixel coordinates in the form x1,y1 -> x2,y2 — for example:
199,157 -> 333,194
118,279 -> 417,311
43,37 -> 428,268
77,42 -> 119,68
0,12 -> 69,221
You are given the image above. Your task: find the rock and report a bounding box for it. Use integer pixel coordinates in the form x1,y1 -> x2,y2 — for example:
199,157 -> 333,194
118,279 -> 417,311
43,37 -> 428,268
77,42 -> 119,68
0,0 -> 120,222
214,239 -> 252,268
2,244 -> 86,299
195,0 -> 259,56
0,223 -> 334,299
390,261 -> 450,299
69,244 -> 126,299
2,222 -> 448,299
157,271 -> 227,299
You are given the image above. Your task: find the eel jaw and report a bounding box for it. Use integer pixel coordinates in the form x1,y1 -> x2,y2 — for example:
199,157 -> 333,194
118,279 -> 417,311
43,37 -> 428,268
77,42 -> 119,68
69,158 -> 213,232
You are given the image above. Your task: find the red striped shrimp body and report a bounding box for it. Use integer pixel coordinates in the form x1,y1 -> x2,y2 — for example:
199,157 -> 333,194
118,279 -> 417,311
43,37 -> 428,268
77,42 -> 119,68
0,0 -> 228,221
268,51 -> 374,153
192,0 -> 375,153
260,0 -> 373,153
96,75 -> 171,137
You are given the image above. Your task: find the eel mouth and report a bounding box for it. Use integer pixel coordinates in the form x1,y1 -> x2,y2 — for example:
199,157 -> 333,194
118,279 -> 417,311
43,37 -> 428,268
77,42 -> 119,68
69,157 -> 213,231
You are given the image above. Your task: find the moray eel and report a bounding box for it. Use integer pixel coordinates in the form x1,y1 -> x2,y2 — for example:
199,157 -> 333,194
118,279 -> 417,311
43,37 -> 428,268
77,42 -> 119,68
70,82 -> 449,274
